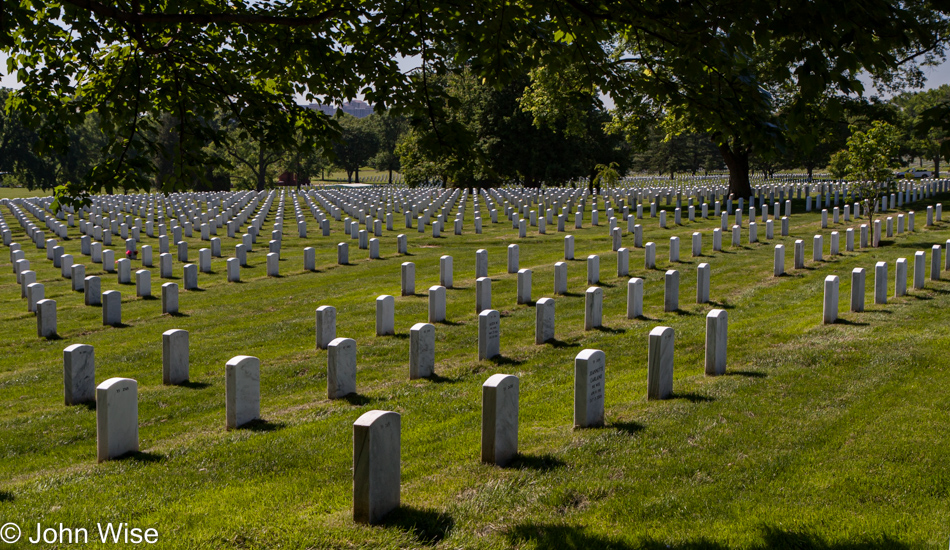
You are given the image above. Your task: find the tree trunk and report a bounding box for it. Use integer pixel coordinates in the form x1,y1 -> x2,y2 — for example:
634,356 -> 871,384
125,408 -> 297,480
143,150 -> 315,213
718,142 -> 752,199
355,166 -> 360,183
346,170 -> 353,183
255,146 -> 266,191
934,156 -> 941,178
807,165 -> 814,181
388,168 -> 393,185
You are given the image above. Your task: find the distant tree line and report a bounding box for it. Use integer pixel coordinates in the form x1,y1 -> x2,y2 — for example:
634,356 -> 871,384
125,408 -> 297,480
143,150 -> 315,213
2,83 -> 948,193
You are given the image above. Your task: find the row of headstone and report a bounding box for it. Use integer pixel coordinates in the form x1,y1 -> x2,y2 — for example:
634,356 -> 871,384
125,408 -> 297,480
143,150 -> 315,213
353,308 -> 729,523
822,242 -> 947,324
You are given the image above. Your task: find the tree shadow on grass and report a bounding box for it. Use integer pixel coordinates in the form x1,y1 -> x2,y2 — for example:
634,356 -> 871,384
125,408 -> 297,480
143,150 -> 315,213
0,491 -> 13,503
115,451 -> 165,463
609,420 -> 644,435
670,391 -> 714,403
178,381 -> 211,389
505,523 -> 919,550
548,338 -> 580,349
238,419 -> 286,432
593,325 -> 626,334
424,372 -> 459,384
835,318 -> 870,326
632,314 -> 662,322
342,393 -> 374,406
507,453 -> 567,472
382,506 -> 454,546
726,370 -> 767,378
489,355 -> 526,367
670,309 -> 698,316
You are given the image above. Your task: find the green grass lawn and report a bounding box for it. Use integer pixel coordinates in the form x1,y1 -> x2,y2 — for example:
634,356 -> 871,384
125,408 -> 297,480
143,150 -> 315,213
1,190 -> 949,549
0,187 -> 52,200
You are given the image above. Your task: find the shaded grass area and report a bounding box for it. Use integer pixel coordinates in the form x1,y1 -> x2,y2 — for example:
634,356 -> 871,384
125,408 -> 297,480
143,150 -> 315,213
0,191 -> 949,548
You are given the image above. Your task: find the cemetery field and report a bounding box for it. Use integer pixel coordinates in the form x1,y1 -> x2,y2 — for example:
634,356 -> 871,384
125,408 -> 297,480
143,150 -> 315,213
2,191 -> 950,549
0,188 -> 52,200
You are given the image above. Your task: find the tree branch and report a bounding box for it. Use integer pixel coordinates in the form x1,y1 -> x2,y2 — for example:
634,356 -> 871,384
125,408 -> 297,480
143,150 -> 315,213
61,0 -> 344,27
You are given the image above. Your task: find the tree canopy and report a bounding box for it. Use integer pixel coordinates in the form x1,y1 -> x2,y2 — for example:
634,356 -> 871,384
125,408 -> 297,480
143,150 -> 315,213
1,0 -> 948,202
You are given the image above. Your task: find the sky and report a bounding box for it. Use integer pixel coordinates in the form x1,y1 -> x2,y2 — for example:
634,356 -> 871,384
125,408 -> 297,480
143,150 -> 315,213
2,52 -> 949,102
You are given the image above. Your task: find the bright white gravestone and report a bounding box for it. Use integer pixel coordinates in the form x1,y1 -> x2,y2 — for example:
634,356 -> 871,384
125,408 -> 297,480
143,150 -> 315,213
64,344 -> 95,405
851,268 -> 865,312
774,245 -> 785,277
478,309 -> 500,360
647,327 -> 674,400
162,329 -> 189,385
327,338 -> 357,399
696,263 -> 710,304
475,249 -> 488,278
135,270 -> 151,297
932,245 -> 942,281
517,269 -> 532,304
914,251 -> 926,290
102,290 -> 121,326
585,287 -> 603,330
535,298 -> 555,344
409,323 -> 435,379
895,258 -> 907,297
587,255 -> 600,285
428,285 -> 446,323
32,297 -> 56,339
352,410 -> 401,524
440,255 -> 453,288
481,373 -> 518,466
71,264 -> 85,291
617,247 -> 629,277
376,295 -> 395,336
401,262 -> 415,296
704,310 -> 727,376
84,276 -> 101,306
554,262 -> 568,295
475,277 -> 492,313
226,355 -> 260,429
507,244 -> 519,273
574,349 -> 605,428
27,282 -> 43,313
315,306 -> 337,349
162,282 -> 179,314
664,270 -> 679,312
627,277 -> 644,318
823,275 -> 839,324
874,262 -> 887,304
95,376 -> 139,463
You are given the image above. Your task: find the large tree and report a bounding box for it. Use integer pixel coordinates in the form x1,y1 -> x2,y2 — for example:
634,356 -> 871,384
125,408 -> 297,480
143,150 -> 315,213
3,0 -> 947,203
331,114 -> 379,183
893,85 -> 950,176
367,112 -> 409,185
